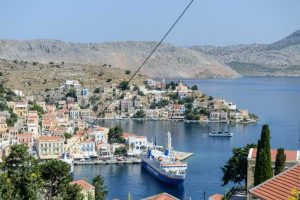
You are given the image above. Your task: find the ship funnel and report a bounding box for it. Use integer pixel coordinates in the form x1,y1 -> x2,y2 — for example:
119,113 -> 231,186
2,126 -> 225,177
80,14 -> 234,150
165,131 -> 172,156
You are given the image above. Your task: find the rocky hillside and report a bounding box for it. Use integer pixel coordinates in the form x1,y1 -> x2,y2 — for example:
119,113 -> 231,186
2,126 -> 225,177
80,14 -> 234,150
0,40 -> 239,78
191,30 -> 300,76
0,59 -> 146,95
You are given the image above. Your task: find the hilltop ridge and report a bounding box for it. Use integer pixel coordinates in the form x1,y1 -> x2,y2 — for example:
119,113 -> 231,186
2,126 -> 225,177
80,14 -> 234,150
0,40 -> 239,79
191,30 -> 300,76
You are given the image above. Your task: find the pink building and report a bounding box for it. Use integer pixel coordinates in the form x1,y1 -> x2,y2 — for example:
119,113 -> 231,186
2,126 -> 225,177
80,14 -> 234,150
17,133 -> 33,148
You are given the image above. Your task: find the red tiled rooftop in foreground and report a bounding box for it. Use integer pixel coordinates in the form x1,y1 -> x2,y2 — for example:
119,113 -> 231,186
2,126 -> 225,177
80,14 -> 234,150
249,164 -> 300,200
70,180 -> 94,190
142,192 -> 179,200
250,148 -> 299,161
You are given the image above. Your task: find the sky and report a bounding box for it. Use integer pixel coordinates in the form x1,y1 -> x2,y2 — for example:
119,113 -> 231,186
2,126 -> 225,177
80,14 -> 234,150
0,0 -> 300,46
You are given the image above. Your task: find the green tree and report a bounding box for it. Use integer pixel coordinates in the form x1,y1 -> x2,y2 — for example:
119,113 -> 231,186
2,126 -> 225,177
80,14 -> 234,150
114,147 -> 128,156
2,144 -> 42,200
92,175 -> 108,200
132,110 -> 146,118
167,81 -> 176,90
39,159 -> 73,199
0,172 -> 14,200
108,126 -> 124,143
66,88 -> 77,99
221,143 -> 257,186
0,101 -> 8,111
119,81 -> 129,91
6,109 -> 18,126
254,124 -> 273,186
93,88 -> 101,93
274,148 -> 286,175
191,85 -> 198,91
30,102 -> 44,118
62,184 -> 84,200
64,132 -> 73,140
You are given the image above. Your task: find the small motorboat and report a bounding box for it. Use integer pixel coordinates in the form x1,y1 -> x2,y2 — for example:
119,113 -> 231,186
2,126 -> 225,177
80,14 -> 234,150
208,130 -> 233,137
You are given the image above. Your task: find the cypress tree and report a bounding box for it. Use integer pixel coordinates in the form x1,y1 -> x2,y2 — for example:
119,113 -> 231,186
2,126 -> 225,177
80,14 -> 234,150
274,148 -> 286,175
253,140 -> 261,186
254,125 -> 273,186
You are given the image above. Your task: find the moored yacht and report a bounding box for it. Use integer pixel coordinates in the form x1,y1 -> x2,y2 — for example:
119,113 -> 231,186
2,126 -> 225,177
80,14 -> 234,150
208,130 -> 233,137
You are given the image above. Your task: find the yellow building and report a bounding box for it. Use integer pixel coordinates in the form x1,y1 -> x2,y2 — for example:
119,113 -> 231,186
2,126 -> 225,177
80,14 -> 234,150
65,135 -> 82,158
0,116 -> 7,132
14,101 -> 28,117
36,136 -> 64,159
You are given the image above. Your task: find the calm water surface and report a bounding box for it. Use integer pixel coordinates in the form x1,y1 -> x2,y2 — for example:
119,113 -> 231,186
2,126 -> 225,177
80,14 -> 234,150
74,77 -> 300,199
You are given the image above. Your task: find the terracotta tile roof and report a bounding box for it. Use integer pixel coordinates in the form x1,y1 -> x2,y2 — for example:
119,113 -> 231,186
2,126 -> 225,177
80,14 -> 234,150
95,127 -> 107,131
249,164 -> 300,200
28,115 -> 38,119
209,194 -> 223,200
37,136 -> 63,142
71,180 -> 94,190
42,120 -> 52,125
53,127 -> 68,134
250,148 -> 299,161
142,192 -> 179,200
80,139 -> 94,144
135,136 -> 147,139
122,132 -> 136,139
17,133 -> 33,138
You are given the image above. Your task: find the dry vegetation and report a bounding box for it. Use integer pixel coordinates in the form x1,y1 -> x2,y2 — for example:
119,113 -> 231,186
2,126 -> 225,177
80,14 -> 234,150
0,59 -> 146,95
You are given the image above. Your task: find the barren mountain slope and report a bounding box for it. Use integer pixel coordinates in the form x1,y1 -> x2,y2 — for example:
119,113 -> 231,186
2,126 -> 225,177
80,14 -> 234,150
0,59 -> 146,95
0,40 -> 240,78
191,30 -> 300,76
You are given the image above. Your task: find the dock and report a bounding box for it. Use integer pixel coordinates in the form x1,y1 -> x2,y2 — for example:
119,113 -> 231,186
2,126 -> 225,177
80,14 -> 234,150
173,150 -> 194,161
74,157 -> 141,165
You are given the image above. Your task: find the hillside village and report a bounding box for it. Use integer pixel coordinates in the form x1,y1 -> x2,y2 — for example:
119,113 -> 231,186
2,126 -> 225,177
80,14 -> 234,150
0,72 -> 258,161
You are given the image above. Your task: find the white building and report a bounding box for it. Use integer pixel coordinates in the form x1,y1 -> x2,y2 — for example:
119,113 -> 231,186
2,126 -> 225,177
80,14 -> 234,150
79,139 -> 96,157
90,127 -> 109,143
125,134 -> 148,156
147,79 -> 157,88
224,101 -> 237,110
62,80 -> 82,89
27,111 -> 39,136
70,109 -> 80,119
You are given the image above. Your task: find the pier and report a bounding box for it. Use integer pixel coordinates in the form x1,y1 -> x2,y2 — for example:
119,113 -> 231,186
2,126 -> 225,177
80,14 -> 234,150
173,150 -> 194,161
74,157 -> 142,165
73,151 -> 193,165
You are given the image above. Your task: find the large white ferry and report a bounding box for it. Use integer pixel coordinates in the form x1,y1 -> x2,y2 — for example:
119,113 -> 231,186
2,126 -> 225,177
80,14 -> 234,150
141,132 -> 187,185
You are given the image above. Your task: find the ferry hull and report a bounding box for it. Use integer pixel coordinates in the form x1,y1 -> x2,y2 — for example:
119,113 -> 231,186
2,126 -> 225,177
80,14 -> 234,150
141,160 -> 185,185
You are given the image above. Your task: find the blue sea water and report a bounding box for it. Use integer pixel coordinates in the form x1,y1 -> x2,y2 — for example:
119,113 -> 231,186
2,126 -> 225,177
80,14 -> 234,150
73,77 -> 300,199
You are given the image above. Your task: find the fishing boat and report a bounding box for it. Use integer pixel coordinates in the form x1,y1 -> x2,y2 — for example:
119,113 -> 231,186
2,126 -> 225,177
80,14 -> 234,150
208,130 -> 233,137
141,132 -> 187,185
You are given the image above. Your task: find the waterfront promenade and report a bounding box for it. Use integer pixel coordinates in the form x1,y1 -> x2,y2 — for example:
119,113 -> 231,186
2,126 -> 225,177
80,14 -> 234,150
74,151 -> 193,165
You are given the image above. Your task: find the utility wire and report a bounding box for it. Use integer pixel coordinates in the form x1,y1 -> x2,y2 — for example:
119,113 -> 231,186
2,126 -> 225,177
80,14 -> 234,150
65,0 -> 194,153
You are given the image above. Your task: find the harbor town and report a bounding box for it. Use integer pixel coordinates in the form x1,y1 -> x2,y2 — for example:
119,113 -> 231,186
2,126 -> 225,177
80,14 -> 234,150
0,77 -> 257,161
1,74 -> 300,200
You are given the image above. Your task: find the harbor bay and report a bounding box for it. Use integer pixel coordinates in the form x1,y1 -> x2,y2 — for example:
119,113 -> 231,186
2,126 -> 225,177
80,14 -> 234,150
74,76 -> 300,199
